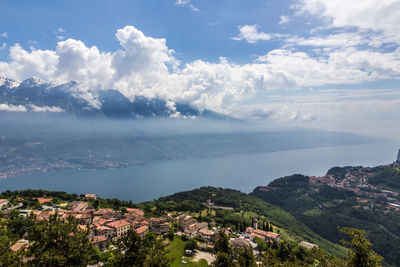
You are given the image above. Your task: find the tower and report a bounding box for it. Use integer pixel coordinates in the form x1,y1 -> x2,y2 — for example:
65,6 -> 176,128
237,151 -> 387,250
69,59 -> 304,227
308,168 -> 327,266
252,218 -> 258,230
397,149 -> 400,163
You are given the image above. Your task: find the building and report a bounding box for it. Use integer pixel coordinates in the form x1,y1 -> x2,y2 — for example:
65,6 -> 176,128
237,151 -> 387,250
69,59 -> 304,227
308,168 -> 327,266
149,217 -> 169,234
230,238 -> 251,248
0,199 -> 9,209
298,241 -> 318,250
10,239 -> 30,252
92,235 -> 108,251
75,213 -> 92,225
135,225 -> 149,239
84,194 -> 97,200
126,208 -> 144,216
67,201 -> 89,212
246,227 -> 280,242
198,228 -> 214,241
185,222 -> 208,237
106,220 -> 131,237
94,224 -> 116,239
34,197 -> 53,204
177,214 -> 196,232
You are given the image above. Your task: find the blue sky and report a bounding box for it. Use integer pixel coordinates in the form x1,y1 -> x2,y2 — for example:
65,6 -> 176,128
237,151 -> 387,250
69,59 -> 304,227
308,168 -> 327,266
0,0 -> 399,140
0,0 -> 299,63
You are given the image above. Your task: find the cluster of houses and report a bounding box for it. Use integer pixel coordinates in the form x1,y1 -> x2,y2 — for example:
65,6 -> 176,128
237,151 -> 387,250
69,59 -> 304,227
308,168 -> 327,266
32,199 -> 173,251
2,193 -> 286,255
308,164 -> 400,213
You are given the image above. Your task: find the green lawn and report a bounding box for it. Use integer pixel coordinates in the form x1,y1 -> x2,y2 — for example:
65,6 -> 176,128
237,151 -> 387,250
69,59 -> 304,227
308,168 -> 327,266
166,236 -> 209,267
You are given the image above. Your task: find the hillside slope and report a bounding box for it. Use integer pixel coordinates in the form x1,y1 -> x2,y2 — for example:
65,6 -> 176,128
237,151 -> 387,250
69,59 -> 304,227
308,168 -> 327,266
251,170 -> 400,266
141,186 -> 347,258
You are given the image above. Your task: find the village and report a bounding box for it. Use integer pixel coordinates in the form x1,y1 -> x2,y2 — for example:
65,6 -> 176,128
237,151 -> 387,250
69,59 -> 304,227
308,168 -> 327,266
0,193 -> 300,265
309,162 -> 400,213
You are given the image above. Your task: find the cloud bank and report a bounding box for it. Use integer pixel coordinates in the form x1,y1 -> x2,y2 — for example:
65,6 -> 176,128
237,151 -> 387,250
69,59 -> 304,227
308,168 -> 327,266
1,25 -> 399,121
0,0 -> 400,131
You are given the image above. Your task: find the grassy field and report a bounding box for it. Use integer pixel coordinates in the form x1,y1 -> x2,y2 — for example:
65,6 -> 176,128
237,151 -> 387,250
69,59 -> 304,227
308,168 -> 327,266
166,236 -> 209,267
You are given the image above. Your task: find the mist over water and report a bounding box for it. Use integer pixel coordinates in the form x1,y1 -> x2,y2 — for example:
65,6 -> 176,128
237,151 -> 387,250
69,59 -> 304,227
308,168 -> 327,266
0,112 -> 397,202
0,141 -> 397,202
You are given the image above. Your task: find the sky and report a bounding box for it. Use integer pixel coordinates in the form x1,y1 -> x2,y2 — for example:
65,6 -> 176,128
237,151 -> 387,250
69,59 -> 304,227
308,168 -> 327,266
0,0 -> 399,140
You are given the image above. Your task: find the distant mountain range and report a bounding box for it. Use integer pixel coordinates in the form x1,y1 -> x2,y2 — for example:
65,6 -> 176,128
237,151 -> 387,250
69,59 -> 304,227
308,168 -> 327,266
0,76 -> 233,120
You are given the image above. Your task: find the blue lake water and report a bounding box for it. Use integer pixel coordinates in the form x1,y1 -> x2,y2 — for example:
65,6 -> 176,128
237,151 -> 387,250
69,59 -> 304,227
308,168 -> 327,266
0,142 -> 398,203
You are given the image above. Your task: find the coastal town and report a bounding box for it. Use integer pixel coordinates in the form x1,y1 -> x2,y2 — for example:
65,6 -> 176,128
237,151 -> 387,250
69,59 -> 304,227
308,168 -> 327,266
308,161 -> 400,213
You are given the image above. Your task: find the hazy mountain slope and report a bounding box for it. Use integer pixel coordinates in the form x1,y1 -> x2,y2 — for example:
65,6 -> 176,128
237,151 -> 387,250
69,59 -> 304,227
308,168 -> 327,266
0,113 -> 381,178
0,76 -> 233,120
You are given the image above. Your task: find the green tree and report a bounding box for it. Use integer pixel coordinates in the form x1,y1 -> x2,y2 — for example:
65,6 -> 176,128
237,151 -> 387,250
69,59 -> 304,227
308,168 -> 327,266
25,214 -> 95,266
215,230 -> 231,254
6,210 -> 29,238
339,227 -> 383,267
115,230 -> 170,267
184,238 -> 198,251
0,236 -> 21,267
213,252 -> 237,267
93,199 -> 99,210
115,229 -> 146,266
235,246 -> 257,267
254,237 -> 267,253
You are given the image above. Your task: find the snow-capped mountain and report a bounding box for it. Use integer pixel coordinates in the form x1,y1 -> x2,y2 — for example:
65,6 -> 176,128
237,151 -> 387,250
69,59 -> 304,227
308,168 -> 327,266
0,76 -> 233,120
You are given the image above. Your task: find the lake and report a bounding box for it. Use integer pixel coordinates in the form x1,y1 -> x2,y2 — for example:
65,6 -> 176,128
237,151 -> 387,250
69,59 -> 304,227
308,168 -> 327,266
0,142 -> 398,203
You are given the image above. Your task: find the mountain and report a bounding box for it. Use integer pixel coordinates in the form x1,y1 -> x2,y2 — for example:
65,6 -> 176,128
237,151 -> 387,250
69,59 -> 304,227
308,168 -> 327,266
0,76 -> 234,120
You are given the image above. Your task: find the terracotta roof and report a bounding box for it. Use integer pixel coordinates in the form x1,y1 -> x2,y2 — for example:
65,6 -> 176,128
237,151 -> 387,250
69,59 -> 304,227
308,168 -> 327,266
85,194 -> 96,198
265,232 -> 280,239
126,208 -> 144,216
75,213 -> 91,219
78,225 -> 88,231
10,240 -> 29,252
136,226 -> 148,234
0,199 -> 8,204
35,197 -> 53,204
247,227 -> 280,239
250,233 -> 265,240
150,217 -> 165,223
107,220 -> 130,229
96,225 -> 113,231
198,229 -> 213,236
92,235 -> 108,243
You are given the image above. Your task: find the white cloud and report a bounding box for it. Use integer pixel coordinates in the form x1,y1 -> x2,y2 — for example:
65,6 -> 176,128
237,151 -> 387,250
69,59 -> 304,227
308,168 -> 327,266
0,32 -> 7,38
231,25 -> 273,44
0,43 -> 6,50
175,0 -> 199,12
232,103 -> 316,122
0,103 -> 27,112
54,27 -> 66,41
286,32 -> 376,49
279,15 -> 290,24
294,0 -> 400,43
256,47 -> 400,86
0,25 -> 399,125
30,105 -> 64,112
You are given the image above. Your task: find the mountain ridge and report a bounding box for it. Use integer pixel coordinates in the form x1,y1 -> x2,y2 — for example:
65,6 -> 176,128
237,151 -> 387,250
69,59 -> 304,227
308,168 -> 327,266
0,76 -> 235,121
